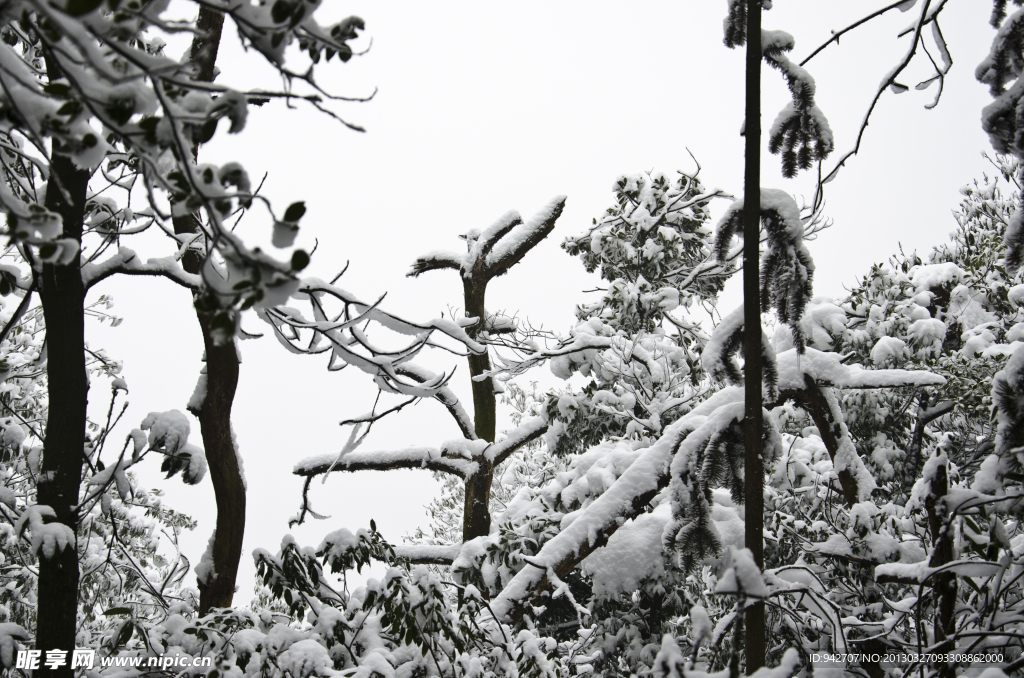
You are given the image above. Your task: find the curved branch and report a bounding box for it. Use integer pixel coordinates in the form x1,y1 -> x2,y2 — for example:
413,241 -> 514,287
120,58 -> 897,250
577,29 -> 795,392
82,247 -> 200,291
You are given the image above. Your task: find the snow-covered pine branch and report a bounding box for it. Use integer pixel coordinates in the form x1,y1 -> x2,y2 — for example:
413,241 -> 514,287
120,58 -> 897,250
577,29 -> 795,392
762,29 -> 834,178
715,188 -> 815,351
702,304 -> 779,401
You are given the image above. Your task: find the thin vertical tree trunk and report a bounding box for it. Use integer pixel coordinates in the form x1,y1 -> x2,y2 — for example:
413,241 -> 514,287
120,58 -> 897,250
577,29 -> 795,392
171,7 -> 246,615
37,146 -> 92,678
461,277 -> 495,541
926,460 -> 956,678
742,0 -> 765,672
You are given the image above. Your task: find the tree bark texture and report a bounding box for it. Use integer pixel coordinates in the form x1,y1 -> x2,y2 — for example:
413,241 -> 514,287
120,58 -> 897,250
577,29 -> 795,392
173,8 -> 245,615
742,0 -> 765,672
37,148 -> 91,678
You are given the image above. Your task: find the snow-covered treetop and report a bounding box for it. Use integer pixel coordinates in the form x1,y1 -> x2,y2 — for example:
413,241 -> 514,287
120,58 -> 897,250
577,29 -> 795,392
562,169 -> 730,334
407,196 -> 567,284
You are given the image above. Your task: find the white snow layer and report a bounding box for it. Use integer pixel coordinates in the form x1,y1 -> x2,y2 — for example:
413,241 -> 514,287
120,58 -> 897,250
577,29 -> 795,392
776,347 -> 944,390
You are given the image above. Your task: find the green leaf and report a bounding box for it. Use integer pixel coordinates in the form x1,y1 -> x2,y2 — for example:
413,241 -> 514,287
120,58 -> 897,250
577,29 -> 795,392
290,249 -> 310,271
284,201 -> 306,222
103,607 -> 131,616
66,0 -> 104,16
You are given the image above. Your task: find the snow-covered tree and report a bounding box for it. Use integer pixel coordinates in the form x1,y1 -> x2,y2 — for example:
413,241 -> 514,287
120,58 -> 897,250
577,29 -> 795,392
0,0 -> 370,667
289,198 -> 564,558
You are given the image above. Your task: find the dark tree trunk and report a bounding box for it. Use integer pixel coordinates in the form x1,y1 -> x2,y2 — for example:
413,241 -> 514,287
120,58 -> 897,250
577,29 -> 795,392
742,0 -> 765,672
172,8 -> 245,614
462,277 -> 495,540
926,459 -> 957,677
36,148 -> 92,678
191,308 -> 244,614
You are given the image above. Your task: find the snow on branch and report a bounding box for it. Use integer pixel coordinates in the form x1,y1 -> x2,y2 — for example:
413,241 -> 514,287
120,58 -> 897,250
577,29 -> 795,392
82,246 -> 200,290
406,251 -> 463,278
406,197 -> 566,283
259,277 -> 485,400
491,339 -> 945,617
775,347 -> 945,390
702,304 -> 779,400
715,189 -> 814,351
486,416 -> 548,466
484,196 -> 566,279
294,445 -> 477,479
474,210 -> 524,261
394,543 -> 462,565
490,388 -> 744,622
394,364 -> 477,439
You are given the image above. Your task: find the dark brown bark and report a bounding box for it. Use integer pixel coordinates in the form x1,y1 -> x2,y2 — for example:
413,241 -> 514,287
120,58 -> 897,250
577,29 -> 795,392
172,7 -> 245,614
36,148 -> 92,678
190,308 -> 244,614
462,275 -> 495,540
742,0 -> 765,671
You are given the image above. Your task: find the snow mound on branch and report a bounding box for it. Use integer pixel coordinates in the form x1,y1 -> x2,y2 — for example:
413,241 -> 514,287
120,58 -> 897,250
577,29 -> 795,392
870,336 -> 908,365
776,347 -> 944,390
702,305 -> 745,381
0,624 -> 28,669
195,530 -> 216,586
908,318 -> 946,347
141,410 -> 191,453
1009,283 -> 1024,307
16,505 -> 74,559
911,262 -> 965,290
277,639 -> 332,678
582,503 -> 669,598
1,423 -> 26,448
689,605 -> 712,646
714,547 -> 768,599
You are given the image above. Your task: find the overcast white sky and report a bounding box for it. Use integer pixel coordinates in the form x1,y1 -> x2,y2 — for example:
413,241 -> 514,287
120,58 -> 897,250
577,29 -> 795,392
85,1 -> 1000,603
